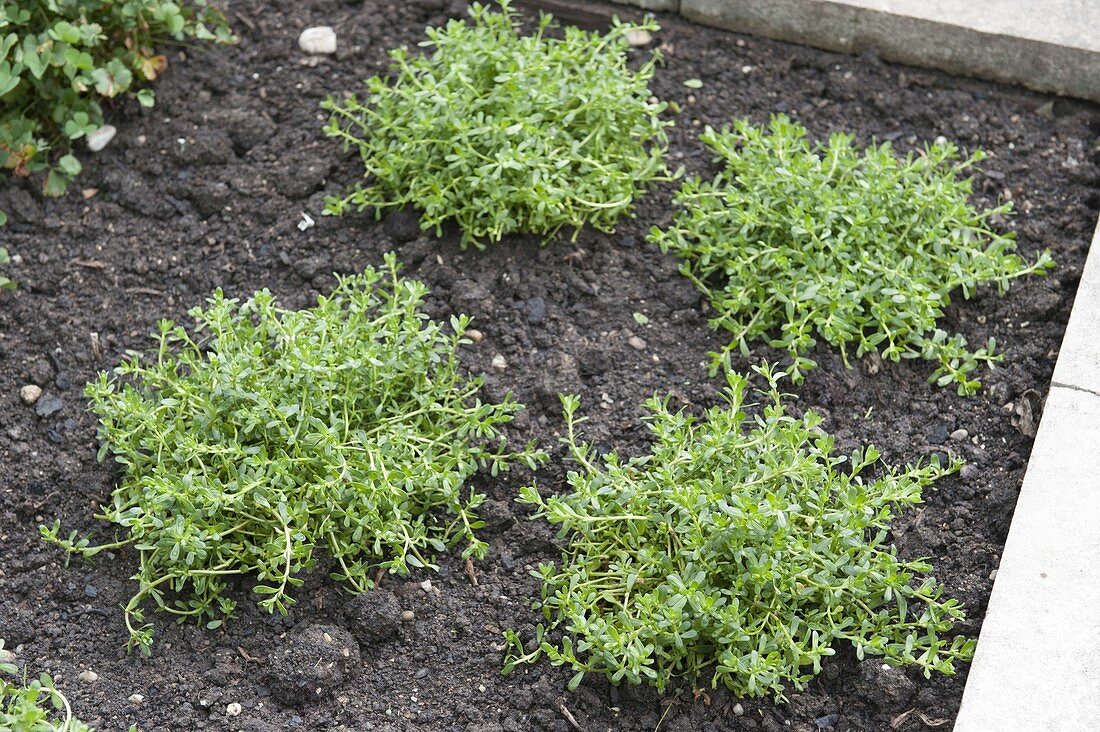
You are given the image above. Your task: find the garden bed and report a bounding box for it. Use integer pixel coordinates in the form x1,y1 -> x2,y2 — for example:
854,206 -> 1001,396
1,0 -> 1098,730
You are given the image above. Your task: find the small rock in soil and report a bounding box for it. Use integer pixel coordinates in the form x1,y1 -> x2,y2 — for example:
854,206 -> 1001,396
34,393 -> 62,418
343,589 -> 402,644
491,354 -> 508,369
815,713 -> 840,730
628,336 -> 647,351
927,424 -> 949,444
87,125 -> 117,153
401,610 -> 415,622
950,428 -> 969,441
129,693 -> 144,704
960,464 -> 980,481
298,27 -> 337,55
78,670 -> 98,683
226,702 -> 242,717
28,358 -> 52,386
525,297 -> 546,325
19,384 -> 42,405
466,328 -> 484,343
265,624 -> 360,705
626,29 -> 652,47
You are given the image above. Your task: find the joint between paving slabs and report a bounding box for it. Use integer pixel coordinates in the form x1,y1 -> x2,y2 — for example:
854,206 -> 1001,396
1049,380 -> 1100,399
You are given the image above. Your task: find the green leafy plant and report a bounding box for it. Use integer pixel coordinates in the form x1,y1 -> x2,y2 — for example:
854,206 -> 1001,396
43,253 -> 544,654
1,639 -> 91,732
0,247 -> 14,291
649,115 -> 1053,395
504,365 -> 973,698
323,0 -> 671,247
0,0 -> 234,198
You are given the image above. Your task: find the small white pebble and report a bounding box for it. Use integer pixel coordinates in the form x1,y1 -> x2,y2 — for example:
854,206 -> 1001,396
78,670 -> 99,683
625,29 -> 652,47
491,354 -> 507,370
733,703 -> 745,716
935,135 -> 948,146
628,336 -> 647,351
420,579 -> 433,593
19,384 -> 42,405
401,610 -> 415,622
297,212 -> 315,232
466,328 -> 484,344
741,65 -> 754,74
128,693 -> 144,704
322,632 -> 333,643
226,702 -> 242,717
989,569 -> 998,581
950,428 -> 969,442
86,125 -> 117,153
298,26 -> 337,55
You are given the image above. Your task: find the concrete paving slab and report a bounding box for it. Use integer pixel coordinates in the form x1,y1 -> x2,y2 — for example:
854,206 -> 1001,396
956,214 -> 1100,731
674,0 -> 1100,102
954,385 -> 1100,730
1051,218 -> 1100,396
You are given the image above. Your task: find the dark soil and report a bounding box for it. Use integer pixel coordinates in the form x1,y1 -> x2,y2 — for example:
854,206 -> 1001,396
1,1 -> 1098,730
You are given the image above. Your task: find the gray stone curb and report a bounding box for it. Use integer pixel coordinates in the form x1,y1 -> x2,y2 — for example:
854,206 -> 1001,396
608,0 -> 1100,103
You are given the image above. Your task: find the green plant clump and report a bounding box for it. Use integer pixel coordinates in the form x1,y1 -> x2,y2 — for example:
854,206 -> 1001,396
324,0 -> 671,247
1,639 -> 91,732
43,253 -> 544,653
0,0 -> 233,204
505,365 -> 974,698
0,247 -> 14,291
649,115 -> 1053,395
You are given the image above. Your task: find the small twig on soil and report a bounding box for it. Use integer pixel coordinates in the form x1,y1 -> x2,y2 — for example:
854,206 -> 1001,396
465,557 -> 479,586
125,287 -> 165,297
71,258 -> 107,270
233,11 -> 257,32
891,709 -> 950,729
237,646 -> 265,665
558,702 -> 585,732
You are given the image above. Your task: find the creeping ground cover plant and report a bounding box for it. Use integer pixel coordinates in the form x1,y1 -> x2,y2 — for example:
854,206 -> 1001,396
649,115 -> 1054,395
43,254 -> 544,654
323,0 -> 672,247
1,639 -> 91,732
504,365 -> 974,697
0,0 -> 234,206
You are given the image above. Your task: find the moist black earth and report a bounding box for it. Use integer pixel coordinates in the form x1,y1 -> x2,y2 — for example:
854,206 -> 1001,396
1,1 -> 1098,730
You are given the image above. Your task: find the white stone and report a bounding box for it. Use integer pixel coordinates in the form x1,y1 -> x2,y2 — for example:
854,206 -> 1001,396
86,125 -> 117,153
128,693 -> 144,704
491,354 -> 507,370
628,336 -> 647,351
298,26 -> 337,55
19,384 -> 42,405
226,702 -> 242,717
625,29 -> 653,47
78,670 -> 98,683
